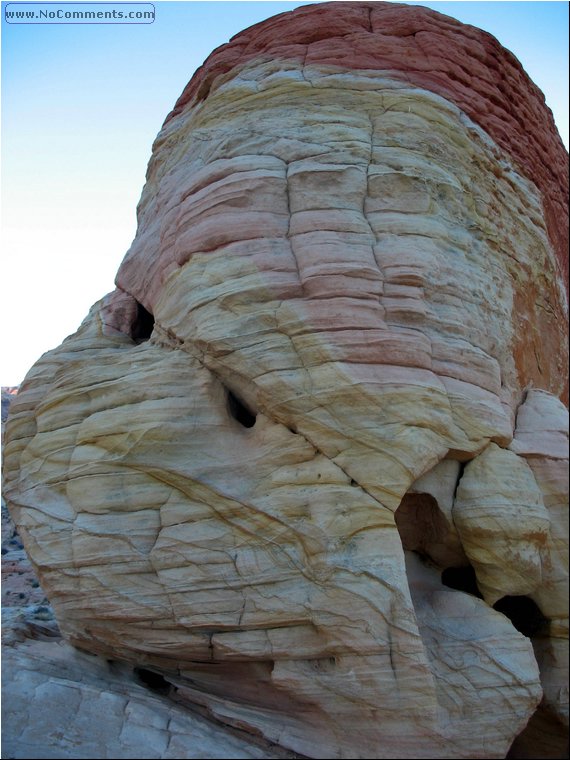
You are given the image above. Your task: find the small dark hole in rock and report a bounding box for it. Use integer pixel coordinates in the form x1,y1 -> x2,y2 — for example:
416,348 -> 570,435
227,390 -> 256,428
493,595 -> 547,638
135,668 -> 171,694
441,565 -> 483,598
132,302 -> 155,342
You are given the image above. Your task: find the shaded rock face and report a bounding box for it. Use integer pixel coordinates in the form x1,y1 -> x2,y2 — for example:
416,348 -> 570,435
3,3 -> 568,759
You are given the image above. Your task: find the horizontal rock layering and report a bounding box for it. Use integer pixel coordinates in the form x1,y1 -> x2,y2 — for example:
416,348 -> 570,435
3,3 -> 568,759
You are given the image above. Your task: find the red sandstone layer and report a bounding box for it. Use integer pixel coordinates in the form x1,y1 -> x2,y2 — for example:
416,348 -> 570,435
165,1 -> 568,289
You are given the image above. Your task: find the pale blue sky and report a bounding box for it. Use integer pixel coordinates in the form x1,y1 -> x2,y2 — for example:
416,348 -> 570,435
1,0 -> 568,385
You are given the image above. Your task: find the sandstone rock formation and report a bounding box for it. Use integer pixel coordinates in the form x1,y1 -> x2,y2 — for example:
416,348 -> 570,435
2,483 -> 293,760
3,3 -> 568,759
2,628 -> 298,760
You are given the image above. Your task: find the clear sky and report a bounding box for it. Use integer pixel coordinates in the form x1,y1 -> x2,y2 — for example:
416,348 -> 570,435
1,0 -> 568,386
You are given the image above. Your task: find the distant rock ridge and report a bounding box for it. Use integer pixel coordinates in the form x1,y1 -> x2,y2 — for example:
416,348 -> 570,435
3,3 -> 568,759
2,386 -> 19,426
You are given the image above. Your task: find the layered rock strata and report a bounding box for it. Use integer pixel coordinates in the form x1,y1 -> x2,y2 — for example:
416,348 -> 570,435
2,637 -> 298,759
3,3 -> 568,759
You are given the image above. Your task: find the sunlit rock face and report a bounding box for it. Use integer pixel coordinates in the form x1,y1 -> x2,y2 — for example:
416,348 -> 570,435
3,3 -> 568,758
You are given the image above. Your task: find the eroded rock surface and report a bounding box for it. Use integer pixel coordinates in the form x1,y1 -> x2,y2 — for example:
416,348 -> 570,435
2,473 -> 293,760
2,636 -> 298,760
3,3 -> 568,759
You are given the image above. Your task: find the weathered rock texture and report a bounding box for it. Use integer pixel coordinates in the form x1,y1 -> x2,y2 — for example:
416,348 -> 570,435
2,632 -> 299,760
2,485 -> 293,760
3,3 -> 568,759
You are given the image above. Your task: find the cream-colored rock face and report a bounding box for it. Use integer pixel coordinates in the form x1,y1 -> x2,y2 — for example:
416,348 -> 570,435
4,60 -> 568,759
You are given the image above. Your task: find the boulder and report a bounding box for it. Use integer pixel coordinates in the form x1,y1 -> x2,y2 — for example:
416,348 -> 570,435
3,3 -> 568,758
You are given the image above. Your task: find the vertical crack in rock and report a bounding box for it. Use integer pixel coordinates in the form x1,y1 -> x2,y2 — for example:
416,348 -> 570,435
363,110 -> 378,246
284,161 -> 303,293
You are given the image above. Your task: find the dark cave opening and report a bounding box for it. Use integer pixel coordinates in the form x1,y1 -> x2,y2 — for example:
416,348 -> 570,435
134,667 -> 171,695
441,565 -> 483,599
493,595 -> 548,638
441,571 -> 547,638
131,302 -> 155,342
227,390 -> 257,428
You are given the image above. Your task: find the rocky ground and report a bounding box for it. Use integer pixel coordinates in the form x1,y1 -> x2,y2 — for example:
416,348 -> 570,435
2,389 -> 47,622
2,388 -> 49,627
2,500 -> 52,615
